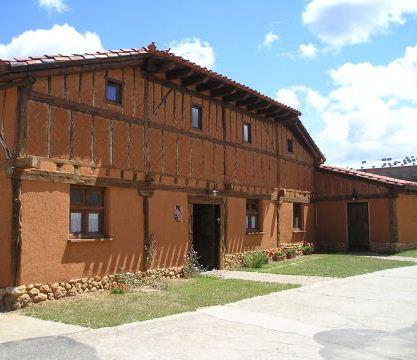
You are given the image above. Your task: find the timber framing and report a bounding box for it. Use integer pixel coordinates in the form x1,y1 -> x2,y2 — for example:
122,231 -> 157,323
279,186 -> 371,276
27,90 -> 315,168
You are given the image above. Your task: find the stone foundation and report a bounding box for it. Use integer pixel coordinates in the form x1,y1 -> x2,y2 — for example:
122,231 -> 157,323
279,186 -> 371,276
0,267 -> 184,311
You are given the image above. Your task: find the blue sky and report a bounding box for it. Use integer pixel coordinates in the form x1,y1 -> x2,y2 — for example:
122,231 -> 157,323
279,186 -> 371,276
2,0 -> 417,167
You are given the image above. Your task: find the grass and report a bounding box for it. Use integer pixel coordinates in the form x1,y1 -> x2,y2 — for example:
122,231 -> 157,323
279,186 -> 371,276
22,276 -> 298,328
241,253 -> 416,277
394,249 -> 417,258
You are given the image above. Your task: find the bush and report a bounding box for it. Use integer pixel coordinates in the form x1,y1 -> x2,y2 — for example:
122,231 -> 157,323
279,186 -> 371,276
183,248 -> 202,278
301,244 -> 315,255
285,248 -> 297,255
271,249 -> 285,261
243,251 -> 269,268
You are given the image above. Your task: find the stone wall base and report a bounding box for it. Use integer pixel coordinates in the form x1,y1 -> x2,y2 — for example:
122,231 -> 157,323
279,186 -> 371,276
0,267 -> 183,311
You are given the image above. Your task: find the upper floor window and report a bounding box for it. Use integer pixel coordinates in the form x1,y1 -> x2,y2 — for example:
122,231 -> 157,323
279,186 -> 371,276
246,199 -> 260,232
106,80 -> 122,104
191,105 -> 202,129
70,186 -> 105,238
287,138 -> 294,153
243,123 -> 252,143
293,203 -> 303,230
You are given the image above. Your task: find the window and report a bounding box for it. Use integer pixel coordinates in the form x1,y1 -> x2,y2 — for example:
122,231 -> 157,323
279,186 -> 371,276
70,186 -> 105,238
287,138 -> 294,153
105,80 -> 122,104
246,200 -> 260,232
293,203 -> 303,230
191,105 -> 202,129
243,123 -> 252,143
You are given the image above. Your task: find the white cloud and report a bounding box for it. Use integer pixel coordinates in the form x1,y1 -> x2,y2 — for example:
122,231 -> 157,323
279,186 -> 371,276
298,43 -> 318,58
302,0 -> 417,48
0,24 -> 103,59
276,44 -> 417,166
276,88 -> 300,109
169,38 -> 215,69
38,0 -> 69,14
261,31 -> 279,48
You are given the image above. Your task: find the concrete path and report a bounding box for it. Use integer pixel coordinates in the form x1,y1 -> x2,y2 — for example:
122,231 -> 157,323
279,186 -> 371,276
0,312 -> 86,344
1,265 -> 417,359
374,255 -> 417,263
210,270 -> 333,286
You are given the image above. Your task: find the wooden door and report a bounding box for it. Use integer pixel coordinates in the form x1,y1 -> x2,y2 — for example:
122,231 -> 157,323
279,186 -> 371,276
192,204 -> 220,269
347,202 -> 370,251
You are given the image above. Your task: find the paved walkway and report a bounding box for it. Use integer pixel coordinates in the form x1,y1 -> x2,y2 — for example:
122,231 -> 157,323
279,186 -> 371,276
1,265 -> 416,359
209,270 -> 334,286
371,255 -> 417,263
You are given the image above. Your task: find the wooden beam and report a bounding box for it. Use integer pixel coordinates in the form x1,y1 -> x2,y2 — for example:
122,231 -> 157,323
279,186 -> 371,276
256,106 -> 278,115
195,80 -> 222,92
145,59 -> 176,74
236,97 -> 259,107
181,74 -> 207,87
246,101 -> 269,111
165,67 -> 193,80
210,86 -> 235,97
222,92 -> 248,102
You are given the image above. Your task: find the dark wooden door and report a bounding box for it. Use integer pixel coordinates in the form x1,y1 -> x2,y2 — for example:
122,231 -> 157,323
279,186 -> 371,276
347,202 -> 370,251
192,204 -> 220,269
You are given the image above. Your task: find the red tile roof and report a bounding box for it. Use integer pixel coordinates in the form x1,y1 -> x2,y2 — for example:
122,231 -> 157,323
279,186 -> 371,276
319,164 -> 417,189
0,44 -> 300,115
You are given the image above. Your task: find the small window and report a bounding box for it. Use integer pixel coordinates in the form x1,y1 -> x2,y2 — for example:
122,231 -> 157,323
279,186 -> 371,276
191,105 -> 202,129
246,199 -> 260,232
243,123 -> 251,143
287,138 -> 294,153
106,80 -> 122,103
293,203 -> 303,230
70,186 -> 105,238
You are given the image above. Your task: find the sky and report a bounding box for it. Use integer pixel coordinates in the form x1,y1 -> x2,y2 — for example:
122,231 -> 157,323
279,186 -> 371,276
1,0 -> 417,167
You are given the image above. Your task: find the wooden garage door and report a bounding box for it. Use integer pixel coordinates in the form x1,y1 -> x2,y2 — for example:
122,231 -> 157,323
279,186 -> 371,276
347,202 -> 370,251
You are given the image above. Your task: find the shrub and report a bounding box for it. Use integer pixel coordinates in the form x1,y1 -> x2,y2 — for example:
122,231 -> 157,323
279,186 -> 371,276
285,248 -> 297,255
301,243 -> 315,255
243,251 -> 269,268
271,249 -> 285,261
183,248 -> 202,278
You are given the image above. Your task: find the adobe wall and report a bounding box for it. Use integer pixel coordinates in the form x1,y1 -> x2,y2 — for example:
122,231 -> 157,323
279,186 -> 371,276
19,180 -> 143,285
148,190 -> 190,268
24,68 -> 315,194
396,194 -> 417,250
278,202 -> 314,245
315,198 -> 393,252
226,198 -> 279,253
0,171 -> 13,287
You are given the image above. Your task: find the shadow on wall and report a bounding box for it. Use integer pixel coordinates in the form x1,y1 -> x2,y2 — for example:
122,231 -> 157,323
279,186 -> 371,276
153,242 -> 189,268
314,322 -> 417,359
62,242 -> 143,276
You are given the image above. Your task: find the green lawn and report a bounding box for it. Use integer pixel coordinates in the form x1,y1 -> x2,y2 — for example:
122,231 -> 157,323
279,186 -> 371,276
22,276 -> 297,328
395,249 -> 417,258
241,254 -> 415,277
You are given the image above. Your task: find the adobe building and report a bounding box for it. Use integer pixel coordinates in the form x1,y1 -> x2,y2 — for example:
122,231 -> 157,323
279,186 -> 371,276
1,43 -> 416,288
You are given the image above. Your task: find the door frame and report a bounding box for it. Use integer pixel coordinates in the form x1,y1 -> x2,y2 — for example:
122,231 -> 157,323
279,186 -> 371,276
346,201 -> 371,251
188,195 -> 226,268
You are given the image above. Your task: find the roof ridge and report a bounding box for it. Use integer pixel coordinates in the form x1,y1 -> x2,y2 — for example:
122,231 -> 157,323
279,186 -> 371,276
0,42 -> 301,117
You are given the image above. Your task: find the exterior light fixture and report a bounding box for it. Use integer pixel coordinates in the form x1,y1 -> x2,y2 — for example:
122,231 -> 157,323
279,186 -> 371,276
352,191 -> 358,201
212,189 -> 219,197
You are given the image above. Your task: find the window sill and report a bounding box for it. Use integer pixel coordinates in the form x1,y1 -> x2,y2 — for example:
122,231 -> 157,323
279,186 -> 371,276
246,231 -> 265,235
68,237 -> 113,243
292,229 -> 306,233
